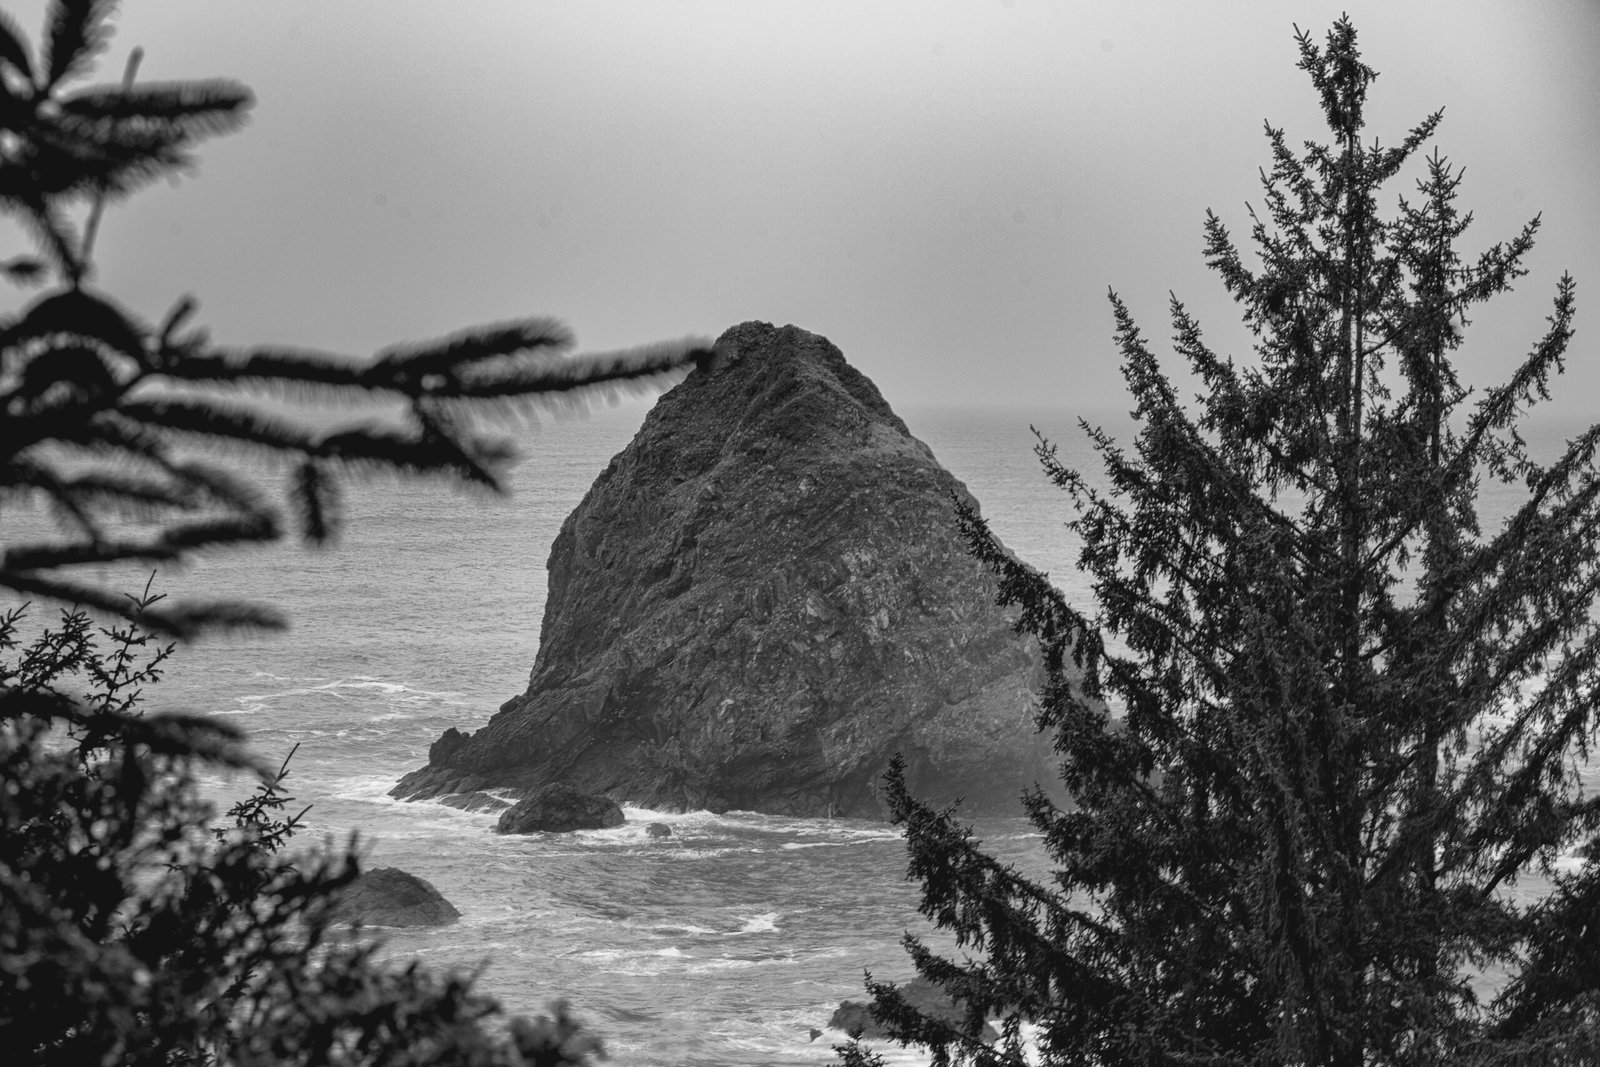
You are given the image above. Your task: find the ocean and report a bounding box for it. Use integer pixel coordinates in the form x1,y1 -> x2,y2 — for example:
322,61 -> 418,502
7,400 -> 1595,1065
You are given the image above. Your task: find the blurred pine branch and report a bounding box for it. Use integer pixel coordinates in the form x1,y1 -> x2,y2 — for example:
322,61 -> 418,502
0,0 -> 712,637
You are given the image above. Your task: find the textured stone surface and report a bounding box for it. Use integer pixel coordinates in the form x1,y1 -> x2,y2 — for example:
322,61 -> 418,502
330,867 -> 460,928
495,783 -> 625,834
393,321 -> 1055,817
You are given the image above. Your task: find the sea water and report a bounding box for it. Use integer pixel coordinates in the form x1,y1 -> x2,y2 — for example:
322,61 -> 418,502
6,401 -> 1594,1065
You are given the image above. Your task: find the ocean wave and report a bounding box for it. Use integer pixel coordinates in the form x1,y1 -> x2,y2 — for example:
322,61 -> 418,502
574,946 -> 690,962
682,955 -> 793,974
313,679 -> 410,695
780,839 -> 872,851
228,677 -> 468,714
619,806 -> 905,847
248,670 -> 320,682
331,774 -> 447,806
730,911 -> 781,936
637,921 -> 713,937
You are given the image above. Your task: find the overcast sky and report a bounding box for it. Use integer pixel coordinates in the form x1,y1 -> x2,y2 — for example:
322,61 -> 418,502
7,1 -> 1599,419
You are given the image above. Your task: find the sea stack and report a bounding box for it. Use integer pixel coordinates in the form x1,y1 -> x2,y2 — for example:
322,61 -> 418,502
393,322 -> 1056,817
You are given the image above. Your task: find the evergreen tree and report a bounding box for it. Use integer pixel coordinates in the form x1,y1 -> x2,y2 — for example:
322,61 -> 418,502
1,593 -> 606,1065
857,19 -> 1599,1066
0,0 -> 709,638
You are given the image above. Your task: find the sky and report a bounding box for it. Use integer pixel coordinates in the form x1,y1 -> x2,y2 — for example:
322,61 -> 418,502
5,1 -> 1599,419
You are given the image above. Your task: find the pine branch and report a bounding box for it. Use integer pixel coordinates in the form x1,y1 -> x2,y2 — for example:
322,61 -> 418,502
1,286 -> 150,358
291,459 -> 339,545
115,395 -> 326,453
42,0 -> 113,90
0,10 -> 33,83
0,568 -> 286,638
60,79 -> 253,133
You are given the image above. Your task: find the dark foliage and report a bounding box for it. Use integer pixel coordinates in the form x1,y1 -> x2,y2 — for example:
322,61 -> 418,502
0,0 -> 711,638
0,590 -> 605,1065
858,19 -> 1600,1067
1,2 -> 691,1061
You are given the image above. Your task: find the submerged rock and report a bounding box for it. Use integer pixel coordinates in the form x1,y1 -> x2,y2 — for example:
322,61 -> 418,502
496,783 -> 625,834
394,321 -> 1058,818
439,790 -> 511,813
330,867 -> 460,928
829,977 -> 998,1043
645,822 -> 672,839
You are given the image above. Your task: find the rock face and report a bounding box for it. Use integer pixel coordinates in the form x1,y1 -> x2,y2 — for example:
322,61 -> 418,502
330,867 -> 460,927
393,321 -> 1054,817
495,783 -> 625,834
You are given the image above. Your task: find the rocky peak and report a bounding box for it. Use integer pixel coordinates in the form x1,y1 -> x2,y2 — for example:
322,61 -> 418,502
392,321 -> 1057,817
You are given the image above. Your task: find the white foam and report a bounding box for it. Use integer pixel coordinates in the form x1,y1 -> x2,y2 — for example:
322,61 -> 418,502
819,1019 -> 1045,1066
731,911 -> 781,935
683,956 -> 771,973
313,679 -> 409,694
649,922 -> 719,937
330,774 -> 431,804
572,946 -> 689,962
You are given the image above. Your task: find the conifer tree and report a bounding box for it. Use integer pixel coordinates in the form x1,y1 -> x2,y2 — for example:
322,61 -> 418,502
858,19 -> 1599,1066
2,593 -> 607,1065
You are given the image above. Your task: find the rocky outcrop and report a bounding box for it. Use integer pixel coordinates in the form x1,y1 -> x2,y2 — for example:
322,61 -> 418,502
330,867 -> 460,927
495,784 -> 625,834
393,321 -> 1056,817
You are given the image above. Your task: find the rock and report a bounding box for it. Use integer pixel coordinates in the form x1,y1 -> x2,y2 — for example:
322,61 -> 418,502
829,977 -> 998,1044
393,321 -> 1062,818
645,822 -> 672,838
429,726 -> 472,765
330,866 -> 460,927
439,790 -> 511,813
496,783 -> 625,834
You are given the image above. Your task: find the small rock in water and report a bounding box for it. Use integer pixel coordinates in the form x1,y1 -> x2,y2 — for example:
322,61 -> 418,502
829,976 -> 998,1043
645,822 -> 672,838
330,866 -> 460,928
497,783 -> 625,834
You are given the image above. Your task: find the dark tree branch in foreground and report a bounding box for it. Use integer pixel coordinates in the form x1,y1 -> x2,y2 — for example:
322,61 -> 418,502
0,0 -> 711,637
1,3 -> 652,1063
1,593 -> 606,1065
